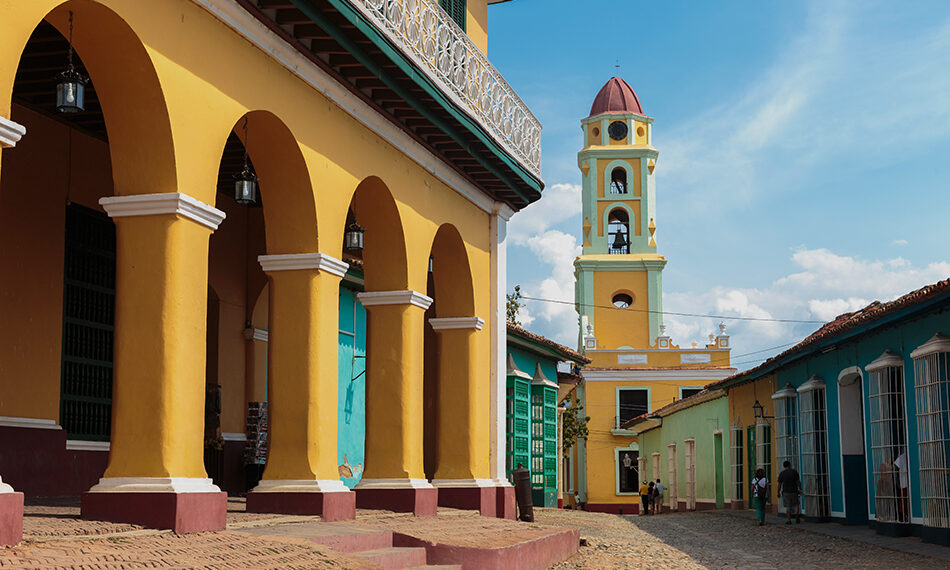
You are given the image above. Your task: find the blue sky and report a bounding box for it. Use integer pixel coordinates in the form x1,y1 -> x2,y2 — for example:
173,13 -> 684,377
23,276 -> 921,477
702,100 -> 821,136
488,0 -> 950,368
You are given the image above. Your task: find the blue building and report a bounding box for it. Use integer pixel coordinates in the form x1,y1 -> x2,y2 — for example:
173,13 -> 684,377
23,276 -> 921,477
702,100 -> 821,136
714,278 -> 950,544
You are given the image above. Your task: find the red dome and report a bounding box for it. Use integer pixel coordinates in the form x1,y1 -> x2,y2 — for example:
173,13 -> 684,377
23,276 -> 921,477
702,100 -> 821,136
589,77 -> 644,117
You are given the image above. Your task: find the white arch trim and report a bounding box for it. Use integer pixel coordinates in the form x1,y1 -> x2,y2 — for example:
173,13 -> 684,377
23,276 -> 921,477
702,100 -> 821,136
0,115 -> 26,148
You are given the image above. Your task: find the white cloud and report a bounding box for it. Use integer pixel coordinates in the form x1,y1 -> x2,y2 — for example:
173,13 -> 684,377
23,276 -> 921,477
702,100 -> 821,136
517,230 -> 582,346
893,239 -> 909,246
663,248 -> 950,369
508,183 -> 581,245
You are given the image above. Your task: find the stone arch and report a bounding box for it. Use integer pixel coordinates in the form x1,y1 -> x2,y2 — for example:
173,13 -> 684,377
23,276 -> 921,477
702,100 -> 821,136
429,224 -> 475,318
346,176 -> 408,291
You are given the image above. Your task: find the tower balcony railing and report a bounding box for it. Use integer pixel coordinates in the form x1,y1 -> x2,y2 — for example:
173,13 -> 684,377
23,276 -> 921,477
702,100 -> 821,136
349,0 -> 542,178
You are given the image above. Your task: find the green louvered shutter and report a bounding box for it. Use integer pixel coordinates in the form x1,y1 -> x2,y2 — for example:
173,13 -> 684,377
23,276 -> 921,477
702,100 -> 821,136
439,0 -> 467,31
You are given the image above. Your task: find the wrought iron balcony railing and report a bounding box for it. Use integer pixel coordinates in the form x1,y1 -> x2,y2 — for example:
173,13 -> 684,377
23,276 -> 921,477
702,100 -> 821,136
349,0 -> 542,178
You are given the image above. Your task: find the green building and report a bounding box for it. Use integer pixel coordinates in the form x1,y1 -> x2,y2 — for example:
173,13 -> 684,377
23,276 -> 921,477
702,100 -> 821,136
625,388 -> 731,512
506,323 -> 589,507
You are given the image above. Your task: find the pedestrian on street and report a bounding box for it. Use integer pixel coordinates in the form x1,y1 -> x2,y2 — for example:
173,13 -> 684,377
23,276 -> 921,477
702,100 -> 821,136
653,478 -> 665,514
639,480 -> 651,515
777,460 -> 802,524
647,481 -> 655,514
752,467 -> 769,526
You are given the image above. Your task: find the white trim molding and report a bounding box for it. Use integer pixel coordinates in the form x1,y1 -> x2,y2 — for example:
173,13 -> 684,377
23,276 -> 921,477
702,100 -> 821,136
429,317 -> 484,331
357,290 -> 433,310
911,333 -> 950,359
243,327 -> 269,343
0,116 -> 26,148
0,476 -> 14,494
257,253 -> 349,277
0,416 -> 62,430
866,349 -> 904,372
87,477 -> 221,494
191,0 -> 496,214
66,440 -> 110,452
99,193 -> 226,230
250,479 -> 350,493
431,478 -> 496,488
354,478 -> 435,489
221,432 -> 247,442
582,368 -> 735,382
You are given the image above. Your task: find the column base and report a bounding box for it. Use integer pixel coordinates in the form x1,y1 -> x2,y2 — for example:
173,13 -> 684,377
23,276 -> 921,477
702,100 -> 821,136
434,483 -> 496,517
355,482 -> 438,516
247,490 -> 355,521
495,485 -> 516,520
0,492 -> 24,546
82,489 -> 226,533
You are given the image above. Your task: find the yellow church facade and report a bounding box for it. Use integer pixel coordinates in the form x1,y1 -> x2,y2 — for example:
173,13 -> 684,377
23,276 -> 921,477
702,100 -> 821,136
569,78 -> 734,513
0,0 -> 540,536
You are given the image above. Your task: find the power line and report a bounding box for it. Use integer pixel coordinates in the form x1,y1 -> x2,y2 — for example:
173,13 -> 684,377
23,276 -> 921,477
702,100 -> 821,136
520,295 -> 825,324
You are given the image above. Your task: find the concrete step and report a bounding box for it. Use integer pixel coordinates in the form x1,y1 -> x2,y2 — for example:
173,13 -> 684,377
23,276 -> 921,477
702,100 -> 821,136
407,566 -> 462,570
353,546 -> 428,569
237,521 -> 393,553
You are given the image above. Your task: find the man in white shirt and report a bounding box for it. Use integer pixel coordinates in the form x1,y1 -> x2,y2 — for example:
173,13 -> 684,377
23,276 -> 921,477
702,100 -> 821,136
653,478 -> 666,514
894,450 -> 908,522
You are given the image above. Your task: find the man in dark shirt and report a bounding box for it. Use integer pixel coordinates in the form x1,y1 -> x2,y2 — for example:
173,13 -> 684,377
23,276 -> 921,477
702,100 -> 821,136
777,460 -> 802,524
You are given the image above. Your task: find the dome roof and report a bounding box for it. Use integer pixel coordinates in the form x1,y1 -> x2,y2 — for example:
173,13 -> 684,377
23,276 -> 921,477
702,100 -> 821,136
589,77 -> 644,117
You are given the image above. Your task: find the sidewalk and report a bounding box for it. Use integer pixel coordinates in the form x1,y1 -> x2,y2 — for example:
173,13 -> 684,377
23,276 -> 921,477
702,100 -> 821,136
716,508 -> 950,562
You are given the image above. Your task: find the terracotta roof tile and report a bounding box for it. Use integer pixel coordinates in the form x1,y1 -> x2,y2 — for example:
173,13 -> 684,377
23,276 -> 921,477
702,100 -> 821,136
506,322 -> 591,364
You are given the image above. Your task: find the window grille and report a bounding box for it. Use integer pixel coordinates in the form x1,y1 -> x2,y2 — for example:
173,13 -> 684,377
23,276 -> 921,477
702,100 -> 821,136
609,167 -> 627,194
867,350 -> 910,524
685,438 -> 696,510
912,334 -> 950,529
60,203 -> 115,441
667,443 -> 677,511
798,375 -> 830,518
730,421 -> 744,501
756,420 -> 772,479
438,0 -> 466,31
772,384 -> 799,514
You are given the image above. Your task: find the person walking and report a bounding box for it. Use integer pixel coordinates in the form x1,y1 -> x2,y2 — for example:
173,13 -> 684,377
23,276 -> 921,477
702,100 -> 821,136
647,481 -> 655,514
639,480 -> 651,515
777,460 -> 802,524
653,478 -> 666,514
752,467 -> 770,526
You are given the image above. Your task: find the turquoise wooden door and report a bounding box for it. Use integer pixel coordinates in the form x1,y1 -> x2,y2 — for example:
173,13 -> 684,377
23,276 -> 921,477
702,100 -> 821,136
338,285 -> 366,488
747,425 -> 756,504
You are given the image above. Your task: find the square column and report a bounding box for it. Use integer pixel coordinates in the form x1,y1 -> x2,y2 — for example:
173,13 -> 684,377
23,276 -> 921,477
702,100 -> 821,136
0,478 -> 23,546
490,204 -> 516,518
355,290 -> 437,516
429,317 -> 496,516
246,253 -> 355,521
82,193 -> 227,533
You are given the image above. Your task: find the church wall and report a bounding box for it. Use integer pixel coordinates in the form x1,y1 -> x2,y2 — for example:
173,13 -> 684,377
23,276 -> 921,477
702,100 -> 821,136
592,271 -> 650,349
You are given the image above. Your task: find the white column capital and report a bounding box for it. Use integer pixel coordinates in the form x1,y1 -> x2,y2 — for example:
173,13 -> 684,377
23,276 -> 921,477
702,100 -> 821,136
429,317 -> 484,331
357,290 -> 433,310
257,253 -> 349,277
243,327 -> 268,342
99,193 -> 226,230
492,201 -> 515,221
0,116 -> 26,148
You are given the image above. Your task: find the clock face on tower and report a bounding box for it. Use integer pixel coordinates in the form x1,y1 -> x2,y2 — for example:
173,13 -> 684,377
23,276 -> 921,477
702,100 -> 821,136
608,120 -> 628,141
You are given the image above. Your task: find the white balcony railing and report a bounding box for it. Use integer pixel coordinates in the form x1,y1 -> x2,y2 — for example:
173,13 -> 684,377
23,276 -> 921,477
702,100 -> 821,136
350,0 -> 542,178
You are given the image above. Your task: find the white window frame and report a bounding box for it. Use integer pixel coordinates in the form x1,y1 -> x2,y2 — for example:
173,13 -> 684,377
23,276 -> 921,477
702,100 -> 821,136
912,334 -> 950,529
615,444 -> 640,496
684,438 -> 696,511
615,386 -> 650,429
668,443 -> 678,511
867,350 -> 910,525
730,420 -> 744,501
679,386 -> 704,400
799,375 -> 830,519
772,383 -> 799,514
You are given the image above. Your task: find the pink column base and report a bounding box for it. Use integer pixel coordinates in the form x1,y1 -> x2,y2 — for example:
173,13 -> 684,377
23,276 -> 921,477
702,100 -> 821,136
246,491 -> 355,521
81,491 -> 226,533
356,487 -> 438,516
0,492 -> 24,546
495,486 -> 516,520
437,486 -> 497,517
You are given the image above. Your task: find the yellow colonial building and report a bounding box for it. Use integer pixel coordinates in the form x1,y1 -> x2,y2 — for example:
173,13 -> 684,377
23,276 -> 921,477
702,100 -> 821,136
0,0 -> 541,537
569,77 -> 735,513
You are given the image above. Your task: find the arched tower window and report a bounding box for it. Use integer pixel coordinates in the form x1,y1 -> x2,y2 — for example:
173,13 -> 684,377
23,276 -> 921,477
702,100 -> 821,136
608,209 -> 629,254
610,167 -> 627,194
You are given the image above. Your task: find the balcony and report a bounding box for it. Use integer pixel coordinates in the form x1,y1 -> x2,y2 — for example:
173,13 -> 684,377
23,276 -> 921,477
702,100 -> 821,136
246,0 -> 543,208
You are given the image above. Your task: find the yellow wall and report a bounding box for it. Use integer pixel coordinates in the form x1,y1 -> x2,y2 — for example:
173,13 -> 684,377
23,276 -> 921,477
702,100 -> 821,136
727,375 -> 779,504
596,157 -> 641,199
593,271 -> 649,348
467,0 -> 488,55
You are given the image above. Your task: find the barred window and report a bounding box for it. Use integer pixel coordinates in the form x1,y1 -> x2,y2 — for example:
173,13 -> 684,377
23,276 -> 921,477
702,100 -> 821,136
756,420 -> 772,481
912,334 -> 950,529
685,438 -> 696,511
668,443 -> 678,510
867,350 -> 909,524
798,375 -> 830,518
731,422 -> 744,501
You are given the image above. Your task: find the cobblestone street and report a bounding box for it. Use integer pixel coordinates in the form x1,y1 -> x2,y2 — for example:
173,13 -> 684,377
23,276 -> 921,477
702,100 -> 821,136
539,508 -> 950,569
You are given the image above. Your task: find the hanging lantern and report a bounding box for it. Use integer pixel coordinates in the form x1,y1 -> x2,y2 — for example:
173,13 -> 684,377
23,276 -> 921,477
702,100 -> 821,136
56,12 -> 88,114
233,118 -> 258,205
752,399 -> 765,419
344,222 -> 365,251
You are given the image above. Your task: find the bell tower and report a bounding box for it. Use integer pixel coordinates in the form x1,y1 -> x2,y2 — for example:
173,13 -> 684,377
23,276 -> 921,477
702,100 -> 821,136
574,77 -> 666,352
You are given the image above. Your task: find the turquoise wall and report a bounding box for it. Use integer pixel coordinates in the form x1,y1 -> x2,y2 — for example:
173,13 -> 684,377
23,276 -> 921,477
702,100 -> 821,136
638,396 -> 730,506
337,283 -> 366,488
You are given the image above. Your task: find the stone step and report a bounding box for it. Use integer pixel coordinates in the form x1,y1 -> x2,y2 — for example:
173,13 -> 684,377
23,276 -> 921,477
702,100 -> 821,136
407,566 -> 462,570
237,521 -> 393,553
353,546 -> 428,569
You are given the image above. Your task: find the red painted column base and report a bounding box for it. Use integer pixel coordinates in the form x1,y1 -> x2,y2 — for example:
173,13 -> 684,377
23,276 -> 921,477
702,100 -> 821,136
355,487 -> 438,516
495,486 -> 516,520
437,486 -> 496,517
0,492 -> 24,546
81,491 -> 227,533
246,491 -> 355,521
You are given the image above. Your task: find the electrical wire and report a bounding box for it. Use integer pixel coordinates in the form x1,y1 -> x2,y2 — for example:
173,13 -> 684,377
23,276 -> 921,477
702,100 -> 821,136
519,295 -> 826,324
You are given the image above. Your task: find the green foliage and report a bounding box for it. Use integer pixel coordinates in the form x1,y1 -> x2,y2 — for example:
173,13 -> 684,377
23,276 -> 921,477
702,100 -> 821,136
506,284 -> 523,325
562,403 -> 590,455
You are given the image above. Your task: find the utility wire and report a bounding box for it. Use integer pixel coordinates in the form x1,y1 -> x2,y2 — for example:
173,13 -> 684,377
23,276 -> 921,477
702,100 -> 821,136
520,295 -> 825,324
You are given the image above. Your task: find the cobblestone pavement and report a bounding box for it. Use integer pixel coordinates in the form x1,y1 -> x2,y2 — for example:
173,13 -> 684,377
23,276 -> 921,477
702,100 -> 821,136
537,508 -> 950,569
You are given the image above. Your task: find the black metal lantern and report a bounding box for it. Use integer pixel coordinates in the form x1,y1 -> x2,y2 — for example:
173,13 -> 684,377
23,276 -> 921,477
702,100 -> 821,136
752,399 -> 764,419
233,118 -> 258,205
344,222 -> 365,251
56,12 -> 88,114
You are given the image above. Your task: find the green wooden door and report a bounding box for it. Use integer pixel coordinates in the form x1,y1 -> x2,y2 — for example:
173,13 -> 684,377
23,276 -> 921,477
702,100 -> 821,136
714,432 -> 725,508
746,425 -> 756,504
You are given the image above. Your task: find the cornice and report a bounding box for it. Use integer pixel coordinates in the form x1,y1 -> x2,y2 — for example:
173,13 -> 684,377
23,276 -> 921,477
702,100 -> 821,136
357,290 -> 433,310
258,253 -> 348,276
0,115 -> 26,148
99,193 -> 226,230
429,317 -> 484,331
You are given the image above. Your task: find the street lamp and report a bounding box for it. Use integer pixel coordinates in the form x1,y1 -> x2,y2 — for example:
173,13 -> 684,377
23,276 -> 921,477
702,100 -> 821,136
233,118 -> 258,205
344,222 -> 365,251
752,399 -> 773,420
